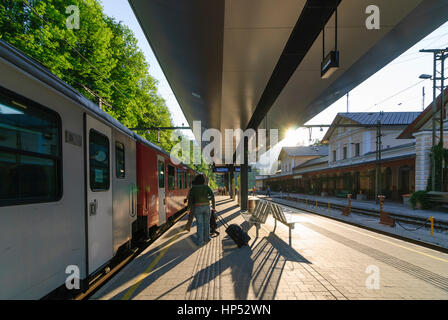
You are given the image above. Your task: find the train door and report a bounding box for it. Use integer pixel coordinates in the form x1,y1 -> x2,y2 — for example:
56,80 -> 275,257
157,155 -> 166,225
112,130 -> 137,254
86,115 -> 113,274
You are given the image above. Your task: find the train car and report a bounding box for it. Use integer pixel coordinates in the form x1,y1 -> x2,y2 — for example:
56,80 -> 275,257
135,137 -> 196,237
0,40 -> 194,299
0,40 -> 141,299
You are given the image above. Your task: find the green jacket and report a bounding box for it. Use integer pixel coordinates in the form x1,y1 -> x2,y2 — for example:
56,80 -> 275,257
187,185 -> 215,210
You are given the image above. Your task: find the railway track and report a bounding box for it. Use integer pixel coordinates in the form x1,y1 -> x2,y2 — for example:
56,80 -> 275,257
268,195 -> 448,231
262,195 -> 448,254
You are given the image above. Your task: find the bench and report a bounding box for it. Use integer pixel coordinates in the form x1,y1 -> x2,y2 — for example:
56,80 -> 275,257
427,191 -> 448,203
336,190 -> 350,198
427,191 -> 448,211
270,202 -> 297,246
241,200 -> 269,238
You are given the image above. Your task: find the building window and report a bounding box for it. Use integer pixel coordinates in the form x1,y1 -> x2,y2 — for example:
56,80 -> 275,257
115,142 -> 125,178
355,143 -> 360,157
0,89 -> 62,205
158,160 -> 165,188
90,130 -> 110,191
333,150 -> 336,162
168,165 -> 175,190
184,172 -> 187,189
177,168 -> 183,189
343,147 -> 347,160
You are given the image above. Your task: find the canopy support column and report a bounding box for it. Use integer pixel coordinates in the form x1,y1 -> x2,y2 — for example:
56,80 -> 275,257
229,166 -> 235,200
240,137 -> 249,211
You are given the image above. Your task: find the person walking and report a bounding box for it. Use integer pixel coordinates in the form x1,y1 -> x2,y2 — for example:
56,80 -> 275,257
183,196 -> 193,232
266,185 -> 271,197
183,174 -> 201,232
187,174 -> 216,246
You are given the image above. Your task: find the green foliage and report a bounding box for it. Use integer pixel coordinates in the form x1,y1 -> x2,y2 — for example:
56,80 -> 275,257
426,142 -> 448,192
169,133 -> 219,188
193,161 -> 218,190
0,0 -> 174,150
409,190 -> 431,210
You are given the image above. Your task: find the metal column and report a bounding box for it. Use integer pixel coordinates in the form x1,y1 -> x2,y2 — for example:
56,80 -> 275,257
240,137 -> 249,211
375,120 -> 382,202
229,167 -> 235,199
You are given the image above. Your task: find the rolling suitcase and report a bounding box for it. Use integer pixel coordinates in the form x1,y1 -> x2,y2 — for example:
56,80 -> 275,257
210,211 -> 219,236
216,214 -> 250,248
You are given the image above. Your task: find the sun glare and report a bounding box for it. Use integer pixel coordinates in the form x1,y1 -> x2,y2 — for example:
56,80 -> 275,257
282,128 -> 298,146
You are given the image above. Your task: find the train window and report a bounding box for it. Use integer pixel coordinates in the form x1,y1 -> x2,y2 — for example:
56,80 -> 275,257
158,160 -> 165,188
115,142 -> 125,178
177,168 -> 183,189
0,89 -> 61,205
168,165 -> 175,190
89,130 -> 110,191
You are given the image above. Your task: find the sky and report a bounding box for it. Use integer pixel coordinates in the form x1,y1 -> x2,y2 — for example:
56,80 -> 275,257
101,0 -> 448,152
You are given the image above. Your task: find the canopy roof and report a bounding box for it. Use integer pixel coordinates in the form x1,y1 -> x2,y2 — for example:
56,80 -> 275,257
128,0 -> 448,154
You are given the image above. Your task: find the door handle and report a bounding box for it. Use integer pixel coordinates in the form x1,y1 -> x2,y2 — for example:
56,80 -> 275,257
145,190 -> 149,211
89,199 -> 97,216
130,185 -> 136,217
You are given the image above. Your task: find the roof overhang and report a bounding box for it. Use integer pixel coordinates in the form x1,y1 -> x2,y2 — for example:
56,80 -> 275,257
128,0 -> 448,156
398,88 -> 448,139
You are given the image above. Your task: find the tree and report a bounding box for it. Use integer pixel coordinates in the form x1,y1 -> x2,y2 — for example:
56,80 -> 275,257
170,132 -> 219,189
0,0 -> 175,150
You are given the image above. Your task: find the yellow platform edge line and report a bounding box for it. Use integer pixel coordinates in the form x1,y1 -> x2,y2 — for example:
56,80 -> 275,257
121,230 -> 184,300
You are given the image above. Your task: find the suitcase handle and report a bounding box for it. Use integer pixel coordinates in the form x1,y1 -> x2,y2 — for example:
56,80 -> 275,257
216,213 -> 229,229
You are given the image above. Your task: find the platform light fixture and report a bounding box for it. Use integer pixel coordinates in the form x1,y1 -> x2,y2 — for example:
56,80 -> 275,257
321,6 -> 339,79
321,51 -> 339,79
419,74 -> 432,79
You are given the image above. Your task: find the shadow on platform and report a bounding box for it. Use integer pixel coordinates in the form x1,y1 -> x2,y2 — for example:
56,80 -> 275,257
188,232 -> 311,300
216,198 -> 233,205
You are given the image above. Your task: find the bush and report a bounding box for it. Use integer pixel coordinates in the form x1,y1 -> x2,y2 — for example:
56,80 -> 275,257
409,191 -> 431,209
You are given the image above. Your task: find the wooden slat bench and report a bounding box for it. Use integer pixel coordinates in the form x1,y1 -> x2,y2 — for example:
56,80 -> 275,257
270,202 -> 298,245
241,200 -> 269,238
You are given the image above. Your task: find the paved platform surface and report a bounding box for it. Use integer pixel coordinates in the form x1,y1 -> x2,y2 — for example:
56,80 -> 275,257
91,196 -> 448,300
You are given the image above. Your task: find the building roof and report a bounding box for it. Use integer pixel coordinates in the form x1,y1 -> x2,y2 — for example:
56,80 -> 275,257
363,142 -> 416,156
398,88 -> 448,139
338,112 -> 421,125
280,146 -> 329,158
322,111 -> 421,142
292,156 -> 329,171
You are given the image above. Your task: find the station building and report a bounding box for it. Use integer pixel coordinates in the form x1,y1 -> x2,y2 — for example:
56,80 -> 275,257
398,88 -> 448,192
279,146 -> 329,174
258,111 -> 420,201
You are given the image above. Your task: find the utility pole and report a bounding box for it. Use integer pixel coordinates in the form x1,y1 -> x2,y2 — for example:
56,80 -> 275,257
442,55 -> 445,190
346,92 -> 350,113
422,87 -> 425,111
375,119 -> 382,202
420,48 -> 448,191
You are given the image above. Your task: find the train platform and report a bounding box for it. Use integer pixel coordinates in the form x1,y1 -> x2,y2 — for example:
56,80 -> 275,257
91,195 -> 448,300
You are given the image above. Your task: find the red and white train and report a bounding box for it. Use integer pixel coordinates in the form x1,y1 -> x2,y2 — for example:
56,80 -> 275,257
0,40 -> 196,299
